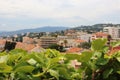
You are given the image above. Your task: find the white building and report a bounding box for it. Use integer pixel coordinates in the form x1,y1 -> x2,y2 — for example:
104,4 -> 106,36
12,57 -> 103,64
103,27 -> 120,39
80,34 -> 92,42
57,36 -> 68,41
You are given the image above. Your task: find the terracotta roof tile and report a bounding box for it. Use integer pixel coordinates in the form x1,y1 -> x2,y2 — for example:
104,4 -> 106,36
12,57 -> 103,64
92,32 -> 108,37
15,42 -> 35,51
75,39 -> 85,43
67,47 -> 82,53
0,39 -> 6,45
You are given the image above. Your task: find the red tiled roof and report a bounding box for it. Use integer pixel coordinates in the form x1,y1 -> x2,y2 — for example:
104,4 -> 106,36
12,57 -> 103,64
15,42 -> 35,51
67,47 -> 82,53
75,39 -> 85,43
92,32 -> 108,37
0,39 -> 6,45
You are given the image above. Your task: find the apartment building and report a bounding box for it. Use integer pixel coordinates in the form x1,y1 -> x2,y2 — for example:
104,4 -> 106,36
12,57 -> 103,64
39,37 -> 58,48
80,34 -> 92,42
103,27 -> 120,39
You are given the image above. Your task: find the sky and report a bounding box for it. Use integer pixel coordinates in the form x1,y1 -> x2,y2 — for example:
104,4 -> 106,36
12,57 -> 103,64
0,0 -> 120,31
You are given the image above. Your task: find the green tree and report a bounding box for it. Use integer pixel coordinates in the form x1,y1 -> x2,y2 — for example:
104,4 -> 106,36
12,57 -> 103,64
64,40 -> 68,47
48,44 -> 60,50
78,42 -> 91,49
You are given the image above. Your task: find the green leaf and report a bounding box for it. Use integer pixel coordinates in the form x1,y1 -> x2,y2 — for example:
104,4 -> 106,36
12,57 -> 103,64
91,38 -> 107,51
89,60 -> 98,71
65,54 -> 81,61
14,66 -> 35,73
65,51 -> 93,63
9,49 -> 27,54
80,51 -> 93,62
7,53 -> 24,66
71,73 -> 81,79
0,55 -> 9,63
32,72 -> 43,77
48,69 -> 59,80
116,57 -> 120,62
16,72 -> 31,80
30,53 -> 44,64
103,68 -> 113,79
27,58 -> 37,65
111,41 -> 120,47
91,52 -> 102,60
96,58 -> 109,65
58,67 -> 71,79
117,71 -> 120,74
0,63 -> 12,73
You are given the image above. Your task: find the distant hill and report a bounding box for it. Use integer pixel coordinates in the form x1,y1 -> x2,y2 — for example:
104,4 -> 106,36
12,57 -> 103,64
71,24 -> 120,33
0,26 -> 69,36
1,24 -> 120,37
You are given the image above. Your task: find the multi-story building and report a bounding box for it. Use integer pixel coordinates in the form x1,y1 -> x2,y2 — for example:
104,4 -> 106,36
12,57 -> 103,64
58,39 -> 86,48
103,27 -> 120,39
80,34 -> 92,42
57,36 -> 68,41
66,33 -> 78,39
38,37 -> 58,48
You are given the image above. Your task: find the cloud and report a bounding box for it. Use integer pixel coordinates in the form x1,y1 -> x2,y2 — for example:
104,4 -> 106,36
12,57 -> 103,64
0,0 -> 119,31
0,0 -> 119,19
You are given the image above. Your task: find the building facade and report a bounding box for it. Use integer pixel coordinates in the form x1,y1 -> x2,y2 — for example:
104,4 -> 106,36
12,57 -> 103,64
80,34 -> 92,42
103,27 -> 120,39
91,32 -> 108,40
39,37 -> 58,48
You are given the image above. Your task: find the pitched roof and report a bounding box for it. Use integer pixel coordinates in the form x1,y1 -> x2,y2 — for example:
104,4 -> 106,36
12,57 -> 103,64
15,42 -> 35,51
0,39 -> 6,45
75,39 -> 85,43
67,47 -> 82,53
92,32 -> 108,37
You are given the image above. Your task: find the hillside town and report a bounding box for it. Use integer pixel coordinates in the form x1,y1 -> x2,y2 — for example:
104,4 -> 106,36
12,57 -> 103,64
0,25 -> 120,53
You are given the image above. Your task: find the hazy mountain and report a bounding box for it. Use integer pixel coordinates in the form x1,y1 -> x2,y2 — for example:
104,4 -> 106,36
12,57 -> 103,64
1,24 -> 120,37
0,26 -> 69,36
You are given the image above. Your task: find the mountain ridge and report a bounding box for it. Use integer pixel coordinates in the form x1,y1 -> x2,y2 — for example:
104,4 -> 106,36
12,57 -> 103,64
0,26 -> 69,36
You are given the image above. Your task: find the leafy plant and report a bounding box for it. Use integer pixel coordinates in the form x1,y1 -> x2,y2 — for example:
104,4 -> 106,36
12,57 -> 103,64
0,39 -> 120,80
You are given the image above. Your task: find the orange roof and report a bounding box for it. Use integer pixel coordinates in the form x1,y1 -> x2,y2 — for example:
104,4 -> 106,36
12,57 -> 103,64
92,32 -> 108,37
15,42 -> 35,51
0,39 -> 6,45
67,47 -> 82,53
75,39 -> 85,43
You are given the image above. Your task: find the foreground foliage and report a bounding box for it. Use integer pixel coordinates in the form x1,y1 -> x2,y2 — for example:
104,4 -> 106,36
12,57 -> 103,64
0,39 -> 120,80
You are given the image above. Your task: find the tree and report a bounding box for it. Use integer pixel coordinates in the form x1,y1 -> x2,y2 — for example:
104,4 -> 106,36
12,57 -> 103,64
3,41 -> 16,52
78,42 -> 91,49
64,40 -> 68,47
48,43 -> 66,52
107,35 -> 112,50
48,44 -> 60,50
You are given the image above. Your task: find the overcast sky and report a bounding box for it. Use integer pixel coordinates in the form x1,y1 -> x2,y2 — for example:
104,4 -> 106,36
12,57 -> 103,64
0,0 -> 120,31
